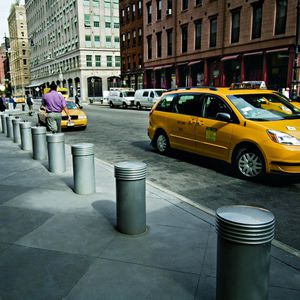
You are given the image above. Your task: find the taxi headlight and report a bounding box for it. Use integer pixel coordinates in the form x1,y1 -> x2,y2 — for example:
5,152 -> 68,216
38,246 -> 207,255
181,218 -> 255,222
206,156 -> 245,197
78,115 -> 87,119
267,130 -> 300,145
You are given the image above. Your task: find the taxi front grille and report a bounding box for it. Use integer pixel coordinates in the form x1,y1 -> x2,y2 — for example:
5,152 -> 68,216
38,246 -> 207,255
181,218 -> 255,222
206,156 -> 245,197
62,115 -> 78,120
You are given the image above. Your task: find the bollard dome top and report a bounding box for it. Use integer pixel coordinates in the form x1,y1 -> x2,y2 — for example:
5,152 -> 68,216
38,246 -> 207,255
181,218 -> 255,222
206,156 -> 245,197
216,205 -> 274,226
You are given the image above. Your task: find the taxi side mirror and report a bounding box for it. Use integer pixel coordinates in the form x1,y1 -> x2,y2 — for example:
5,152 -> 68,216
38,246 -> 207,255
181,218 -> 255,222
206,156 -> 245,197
216,112 -> 231,122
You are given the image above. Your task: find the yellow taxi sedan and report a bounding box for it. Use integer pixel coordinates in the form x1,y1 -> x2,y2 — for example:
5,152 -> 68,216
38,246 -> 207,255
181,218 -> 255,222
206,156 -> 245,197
148,85 -> 300,179
38,100 -> 87,129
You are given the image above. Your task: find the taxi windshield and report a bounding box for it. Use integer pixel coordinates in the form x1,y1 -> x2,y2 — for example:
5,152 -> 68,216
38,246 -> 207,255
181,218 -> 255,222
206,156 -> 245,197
227,93 -> 300,121
66,101 -> 78,109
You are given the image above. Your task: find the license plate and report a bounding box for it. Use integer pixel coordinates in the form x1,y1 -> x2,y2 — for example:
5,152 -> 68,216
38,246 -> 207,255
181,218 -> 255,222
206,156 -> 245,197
67,122 -> 74,126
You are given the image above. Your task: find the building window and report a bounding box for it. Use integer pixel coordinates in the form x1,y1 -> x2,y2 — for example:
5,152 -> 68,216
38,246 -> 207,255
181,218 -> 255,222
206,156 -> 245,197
95,55 -> 101,67
94,35 -> 100,47
138,28 -> 142,45
127,56 -> 131,69
231,9 -> 240,43
83,0 -> 89,6
85,35 -> 92,47
121,9 -> 125,24
86,55 -> 92,67
147,2 -> 152,24
105,17 -> 111,28
195,0 -> 202,6
115,56 -> 121,67
133,30 -> 136,46
122,34 -> 126,47
94,15 -> 100,27
127,32 -> 130,46
167,0 -> 172,10
181,24 -> 188,53
107,56 -> 112,67
194,20 -> 202,50
114,36 -> 120,44
138,0 -> 142,16
167,29 -> 173,56
252,2 -> 262,39
106,36 -> 112,47
84,14 -> 91,27
275,0 -> 287,35
156,31 -> 162,57
93,0 -> 99,7
182,0 -> 188,11
132,3 -> 136,19
147,35 -> 152,59
209,16 -> 217,47
157,0 -> 162,20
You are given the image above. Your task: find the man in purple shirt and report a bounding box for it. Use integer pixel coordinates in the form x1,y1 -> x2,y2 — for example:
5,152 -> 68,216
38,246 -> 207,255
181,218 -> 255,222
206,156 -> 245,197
42,82 -> 71,133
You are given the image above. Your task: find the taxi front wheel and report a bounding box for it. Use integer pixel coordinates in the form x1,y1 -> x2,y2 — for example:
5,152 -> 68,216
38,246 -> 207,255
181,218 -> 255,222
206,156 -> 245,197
233,147 -> 265,179
154,131 -> 170,154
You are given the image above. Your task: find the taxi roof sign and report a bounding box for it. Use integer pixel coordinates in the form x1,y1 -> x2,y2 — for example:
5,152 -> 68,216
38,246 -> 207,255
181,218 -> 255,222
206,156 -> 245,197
230,81 -> 267,90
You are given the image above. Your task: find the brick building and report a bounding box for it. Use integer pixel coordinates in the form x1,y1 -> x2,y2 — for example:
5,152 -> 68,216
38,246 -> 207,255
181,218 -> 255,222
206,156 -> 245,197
119,0 -> 144,89
142,0 -> 299,95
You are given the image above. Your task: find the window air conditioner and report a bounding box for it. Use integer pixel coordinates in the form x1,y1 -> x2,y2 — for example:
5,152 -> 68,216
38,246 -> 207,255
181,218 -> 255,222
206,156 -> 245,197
166,9 -> 172,16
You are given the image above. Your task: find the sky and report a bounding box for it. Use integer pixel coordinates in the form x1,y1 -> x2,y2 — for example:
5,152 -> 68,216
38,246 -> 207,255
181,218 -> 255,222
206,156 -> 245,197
0,0 -> 25,44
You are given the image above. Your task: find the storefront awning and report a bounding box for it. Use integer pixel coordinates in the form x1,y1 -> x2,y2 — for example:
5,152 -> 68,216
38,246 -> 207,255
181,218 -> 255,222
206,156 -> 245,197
243,51 -> 263,57
221,55 -> 240,61
26,82 -> 44,88
188,60 -> 202,66
153,66 -> 162,70
266,48 -> 289,53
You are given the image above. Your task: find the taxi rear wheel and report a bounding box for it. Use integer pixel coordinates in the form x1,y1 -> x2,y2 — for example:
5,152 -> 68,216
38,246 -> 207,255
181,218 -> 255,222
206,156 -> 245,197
233,147 -> 265,179
154,131 -> 170,154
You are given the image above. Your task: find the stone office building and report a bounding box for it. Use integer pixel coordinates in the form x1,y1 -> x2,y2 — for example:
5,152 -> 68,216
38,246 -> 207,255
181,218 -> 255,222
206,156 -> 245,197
143,0 -> 299,95
25,0 -> 121,101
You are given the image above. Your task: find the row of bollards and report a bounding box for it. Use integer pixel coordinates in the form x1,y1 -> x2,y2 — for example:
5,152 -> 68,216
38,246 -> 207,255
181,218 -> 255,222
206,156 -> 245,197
0,111 -> 275,300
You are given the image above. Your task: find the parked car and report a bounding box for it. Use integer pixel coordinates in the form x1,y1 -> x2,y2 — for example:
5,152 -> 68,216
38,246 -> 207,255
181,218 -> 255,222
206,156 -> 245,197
148,84 -> 300,179
108,88 -> 135,108
38,100 -> 87,129
134,89 -> 166,109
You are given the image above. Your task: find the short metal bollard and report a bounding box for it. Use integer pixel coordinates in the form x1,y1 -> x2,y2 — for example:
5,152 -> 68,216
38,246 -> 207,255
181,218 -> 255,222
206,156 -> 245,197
1,113 -> 7,134
216,205 -> 275,300
20,121 -> 32,151
6,115 -> 15,138
12,117 -> 22,144
46,133 -> 66,173
114,161 -> 147,235
31,126 -> 47,160
71,143 -> 95,195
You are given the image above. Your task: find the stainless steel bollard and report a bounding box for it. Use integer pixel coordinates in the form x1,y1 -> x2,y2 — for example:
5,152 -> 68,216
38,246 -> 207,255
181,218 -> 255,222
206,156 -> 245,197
71,143 -> 95,194
20,121 -> 32,151
216,205 -> 275,300
114,161 -> 147,235
3,114 -> 9,135
46,133 -> 66,173
12,117 -> 22,144
31,126 -> 47,160
1,113 -> 7,134
6,115 -> 15,138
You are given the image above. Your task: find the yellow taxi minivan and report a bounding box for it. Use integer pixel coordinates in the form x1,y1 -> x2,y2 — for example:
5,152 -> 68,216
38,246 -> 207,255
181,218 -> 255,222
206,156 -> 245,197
148,83 -> 300,179
38,100 -> 87,129
43,87 -> 69,100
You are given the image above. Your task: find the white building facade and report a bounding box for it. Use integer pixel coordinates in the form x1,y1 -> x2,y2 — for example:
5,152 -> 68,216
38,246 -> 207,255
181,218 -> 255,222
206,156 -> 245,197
25,0 -> 121,101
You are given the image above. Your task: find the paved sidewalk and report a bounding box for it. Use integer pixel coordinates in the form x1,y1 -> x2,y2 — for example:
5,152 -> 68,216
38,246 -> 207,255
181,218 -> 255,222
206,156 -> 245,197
0,128 -> 299,299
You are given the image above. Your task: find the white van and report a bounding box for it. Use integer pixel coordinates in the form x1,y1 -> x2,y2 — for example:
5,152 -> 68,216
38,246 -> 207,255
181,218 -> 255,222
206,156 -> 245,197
134,89 -> 167,109
108,88 -> 135,109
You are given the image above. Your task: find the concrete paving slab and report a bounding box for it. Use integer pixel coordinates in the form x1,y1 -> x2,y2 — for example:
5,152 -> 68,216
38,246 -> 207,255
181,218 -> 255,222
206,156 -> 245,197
101,223 -> 209,274
0,245 -> 93,300
16,213 -> 117,257
65,258 -> 199,300
0,206 -> 53,243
